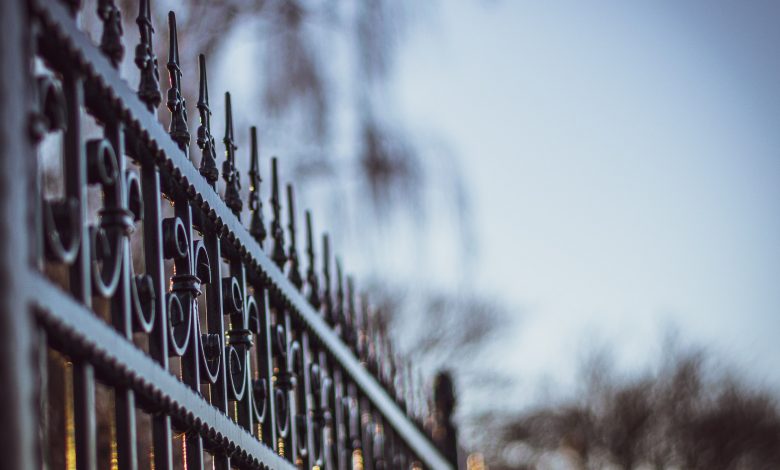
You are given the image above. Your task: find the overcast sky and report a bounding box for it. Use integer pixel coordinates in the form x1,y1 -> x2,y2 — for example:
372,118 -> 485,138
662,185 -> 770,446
388,0 -> 780,405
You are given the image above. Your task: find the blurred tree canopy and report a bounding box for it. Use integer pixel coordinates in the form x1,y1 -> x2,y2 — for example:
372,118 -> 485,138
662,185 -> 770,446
473,342 -> 780,470
108,0 -> 431,214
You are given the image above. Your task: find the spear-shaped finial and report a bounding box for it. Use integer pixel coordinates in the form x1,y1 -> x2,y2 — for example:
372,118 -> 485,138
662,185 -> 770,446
376,323 -> 388,385
397,355 -> 407,411
335,259 -> 346,335
368,310 -> 381,376
305,211 -> 321,309
248,127 -> 266,246
407,363 -> 416,419
64,0 -> 81,16
358,293 -> 370,363
346,276 -> 358,351
97,0 -> 124,67
322,233 -> 333,323
386,337 -> 397,391
286,184 -> 303,289
270,158 -> 287,268
166,11 -> 189,154
222,92 -> 242,216
419,369 -> 429,424
196,54 -> 218,187
135,0 -> 161,111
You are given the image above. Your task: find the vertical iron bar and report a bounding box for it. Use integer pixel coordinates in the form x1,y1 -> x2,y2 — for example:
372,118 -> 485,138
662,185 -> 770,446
37,328 -> 50,470
106,118 -> 138,470
283,310 -> 300,464
203,220 -> 231,469
236,262 -> 255,435
178,201 -> 204,470
63,69 -> 98,470
0,0 -> 36,467
141,161 -> 173,470
258,286 -> 278,450
331,365 -> 347,470
301,331 -> 317,469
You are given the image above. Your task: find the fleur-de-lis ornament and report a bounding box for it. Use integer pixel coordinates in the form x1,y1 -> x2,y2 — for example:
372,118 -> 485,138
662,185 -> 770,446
248,127 -> 267,246
196,54 -> 218,187
97,0 -> 124,67
166,11 -> 189,154
222,92 -> 242,216
305,211 -> 321,309
286,184 -> 303,289
134,0 -> 161,111
270,158 -> 287,268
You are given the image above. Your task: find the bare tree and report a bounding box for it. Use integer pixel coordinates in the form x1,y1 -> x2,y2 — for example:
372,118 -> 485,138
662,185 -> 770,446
474,343 -> 780,470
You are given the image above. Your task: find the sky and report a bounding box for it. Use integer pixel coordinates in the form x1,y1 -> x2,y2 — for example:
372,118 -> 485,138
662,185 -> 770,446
389,0 -> 780,406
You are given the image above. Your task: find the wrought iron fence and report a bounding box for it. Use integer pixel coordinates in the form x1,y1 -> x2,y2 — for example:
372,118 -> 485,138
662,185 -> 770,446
0,0 -> 458,469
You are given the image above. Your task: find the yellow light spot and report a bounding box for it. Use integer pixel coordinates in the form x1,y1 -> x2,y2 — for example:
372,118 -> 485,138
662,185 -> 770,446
110,396 -> 118,470
64,360 -> 75,470
352,449 -> 364,470
467,453 -> 486,470
182,434 -> 188,470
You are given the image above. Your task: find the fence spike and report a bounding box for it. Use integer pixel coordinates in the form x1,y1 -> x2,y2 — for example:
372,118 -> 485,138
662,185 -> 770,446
97,0 -> 124,67
367,308 -> 379,376
196,54 -> 218,187
386,336 -> 397,393
286,184 -> 303,289
322,233 -> 333,323
407,363 -> 416,419
248,127 -> 266,246
346,276 -> 357,351
335,258 -> 346,336
419,368 -> 428,425
135,0 -> 160,110
398,355 -> 408,412
377,322 -> 388,386
358,292 -> 370,363
270,158 -> 287,268
408,361 -> 416,418
166,11 -> 190,154
222,92 -> 242,216
64,0 -> 81,16
305,211 -> 321,309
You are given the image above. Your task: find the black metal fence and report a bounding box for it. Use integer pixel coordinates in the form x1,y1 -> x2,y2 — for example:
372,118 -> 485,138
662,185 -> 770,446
0,0 -> 457,469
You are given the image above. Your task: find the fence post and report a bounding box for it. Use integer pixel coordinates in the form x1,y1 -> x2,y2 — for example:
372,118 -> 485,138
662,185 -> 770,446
432,371 -> 459,468
0,0 -> 35,468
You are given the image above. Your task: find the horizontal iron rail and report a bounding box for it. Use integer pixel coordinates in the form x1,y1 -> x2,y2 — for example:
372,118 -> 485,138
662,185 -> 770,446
31,1 -> 451,469
30,273 -> 292,470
